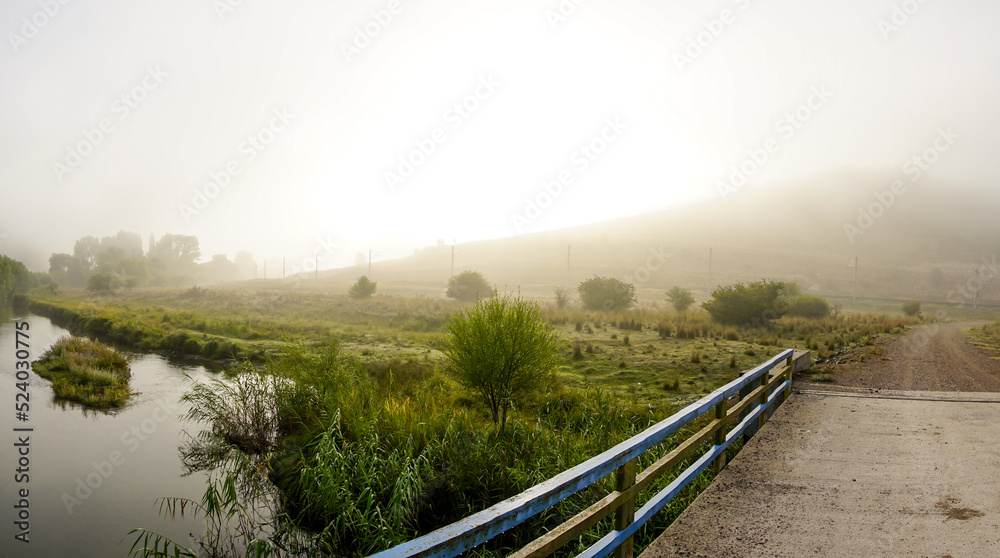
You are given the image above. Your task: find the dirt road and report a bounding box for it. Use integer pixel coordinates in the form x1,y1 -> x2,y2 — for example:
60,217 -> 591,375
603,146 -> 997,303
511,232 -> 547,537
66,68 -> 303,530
639,323 -> 1000,558
812,322 -> 1000,392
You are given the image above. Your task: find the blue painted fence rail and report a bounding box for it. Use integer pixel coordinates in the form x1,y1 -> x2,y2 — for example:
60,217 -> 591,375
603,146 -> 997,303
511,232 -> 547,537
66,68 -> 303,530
369,349 -> 801,558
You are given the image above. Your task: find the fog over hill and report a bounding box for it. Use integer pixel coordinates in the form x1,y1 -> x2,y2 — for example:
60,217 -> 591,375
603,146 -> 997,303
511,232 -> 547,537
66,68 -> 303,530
302,169 -> 1000,306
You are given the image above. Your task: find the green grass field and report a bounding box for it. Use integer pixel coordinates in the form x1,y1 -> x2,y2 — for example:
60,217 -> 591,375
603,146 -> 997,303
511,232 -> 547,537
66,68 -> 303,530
26,286 -> 941,557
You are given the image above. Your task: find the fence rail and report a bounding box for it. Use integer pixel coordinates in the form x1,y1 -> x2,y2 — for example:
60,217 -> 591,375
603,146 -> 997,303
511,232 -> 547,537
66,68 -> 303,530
369,349 -> 807,558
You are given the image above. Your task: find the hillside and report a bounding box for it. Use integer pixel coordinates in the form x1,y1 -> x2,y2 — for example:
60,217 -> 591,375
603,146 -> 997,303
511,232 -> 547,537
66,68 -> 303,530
264,169 -> 1000,306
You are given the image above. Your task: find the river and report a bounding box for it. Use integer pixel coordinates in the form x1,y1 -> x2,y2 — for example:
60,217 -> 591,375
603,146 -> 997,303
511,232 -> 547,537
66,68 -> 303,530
1,308 -> 217,557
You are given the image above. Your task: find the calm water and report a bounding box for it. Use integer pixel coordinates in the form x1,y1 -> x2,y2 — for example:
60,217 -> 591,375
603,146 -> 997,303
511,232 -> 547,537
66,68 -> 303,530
1,310 -> 216,557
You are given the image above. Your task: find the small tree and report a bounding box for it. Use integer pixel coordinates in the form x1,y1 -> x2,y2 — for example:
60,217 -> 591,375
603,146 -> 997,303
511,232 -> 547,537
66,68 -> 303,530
87,273 -> 118,296
701,280 -> 787,326
786,295 -> 830,319
443,295 -> 560,432
554,287 -> 570,309
666,286 -> 695,312
902,300 -> 922,316
577,276 -> 636,312
348,276 -> 377,299
446,270 -> 494,302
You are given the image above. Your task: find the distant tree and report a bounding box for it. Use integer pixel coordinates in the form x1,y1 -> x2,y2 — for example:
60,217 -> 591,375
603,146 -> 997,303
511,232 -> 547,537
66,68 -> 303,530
443,295 -> 559,432
786,295 -> 830,319
149,233 -> 201,275
48,253 -> 88,286
348,276 -> 377,299
74,236 -> 101,272
96,246 -> 126,274
100,231 -> 143,258
201,254 -> 238,284
702,280 -> 788,326
902,300 -> 922,316
119,258 -> 149,287
87,273 -> 118,296
0,255 -> 33,300
666,286 -> 695,312
554,287 -> 571,309
447,270 -> 494,302
830,302 -> 844,319
577,276 -> 635,312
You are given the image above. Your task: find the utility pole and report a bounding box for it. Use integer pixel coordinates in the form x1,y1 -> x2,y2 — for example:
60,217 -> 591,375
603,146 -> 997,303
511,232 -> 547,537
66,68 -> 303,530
567,245 -> 571,287
852,256 -> 859,304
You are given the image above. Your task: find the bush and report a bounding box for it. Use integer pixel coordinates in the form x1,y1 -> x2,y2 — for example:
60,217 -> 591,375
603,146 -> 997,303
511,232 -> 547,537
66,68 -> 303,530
786,295 -> 830,319
446,271 -> 494,302
443,295 -> 560,431
701,280 -> 787,326
902,300 -> 922,316
577,276 -> 636,312
665,286 -> 695,312
554,287 -> 570,309
87,273 -> 118,296
349,276 -> 377,299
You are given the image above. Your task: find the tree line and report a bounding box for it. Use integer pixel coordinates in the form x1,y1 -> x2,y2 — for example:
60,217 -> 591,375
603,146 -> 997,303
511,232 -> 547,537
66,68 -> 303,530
45,231 -> 255,291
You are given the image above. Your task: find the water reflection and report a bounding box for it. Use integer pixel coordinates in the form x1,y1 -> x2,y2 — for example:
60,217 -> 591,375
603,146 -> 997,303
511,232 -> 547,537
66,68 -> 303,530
0,311 -> 216,558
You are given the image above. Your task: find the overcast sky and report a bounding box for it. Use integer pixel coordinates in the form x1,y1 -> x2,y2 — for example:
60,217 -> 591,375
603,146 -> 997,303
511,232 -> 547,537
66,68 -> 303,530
1,0 -> 998,270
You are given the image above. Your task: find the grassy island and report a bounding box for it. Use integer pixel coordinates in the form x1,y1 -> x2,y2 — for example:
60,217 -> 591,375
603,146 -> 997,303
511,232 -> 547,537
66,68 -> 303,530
33,336 -> 134,408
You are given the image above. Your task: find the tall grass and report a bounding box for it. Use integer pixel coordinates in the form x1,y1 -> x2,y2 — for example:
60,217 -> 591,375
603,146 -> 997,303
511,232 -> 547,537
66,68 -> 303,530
32,336 -> 133,408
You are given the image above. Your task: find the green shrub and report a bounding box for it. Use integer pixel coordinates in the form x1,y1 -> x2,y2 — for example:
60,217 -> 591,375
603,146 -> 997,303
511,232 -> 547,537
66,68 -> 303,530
443,295 -> 560,430
902,300 -> 922,316
786,295 -> 830,319
87,273 -> 118,296
701,280 -> 788,326
446,271 -> 494,302
554,287 -> 570,309
348,276 -> 377,299
577,276 -> 636,312
665,286 -> 695,312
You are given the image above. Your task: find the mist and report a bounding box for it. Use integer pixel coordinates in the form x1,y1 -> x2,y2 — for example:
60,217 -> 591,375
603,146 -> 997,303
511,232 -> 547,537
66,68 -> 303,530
2,0 -> 999,292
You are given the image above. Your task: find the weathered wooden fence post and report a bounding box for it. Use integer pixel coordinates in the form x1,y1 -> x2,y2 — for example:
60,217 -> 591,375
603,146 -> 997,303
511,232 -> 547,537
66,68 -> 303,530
712,399 -> 727,475
783,353 -> 794,401
613,458 -> 637,558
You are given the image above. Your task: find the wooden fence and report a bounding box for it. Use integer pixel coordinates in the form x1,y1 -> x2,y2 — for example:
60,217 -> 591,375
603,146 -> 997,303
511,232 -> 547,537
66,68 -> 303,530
369,349 -> 807,558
